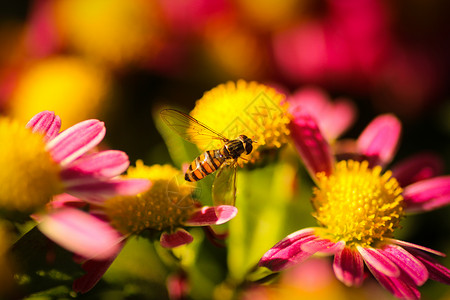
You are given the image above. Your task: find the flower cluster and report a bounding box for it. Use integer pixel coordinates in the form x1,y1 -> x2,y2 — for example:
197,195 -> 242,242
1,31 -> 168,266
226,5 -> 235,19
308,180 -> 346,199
2,80 -> 449,300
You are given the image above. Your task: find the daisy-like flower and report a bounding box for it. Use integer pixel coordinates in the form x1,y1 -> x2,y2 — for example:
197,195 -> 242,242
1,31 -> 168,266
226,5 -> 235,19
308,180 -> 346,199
0,111 -> 149,215
38,161 -> 237,293
189,80 -> 291,164
259,113 -> 450,299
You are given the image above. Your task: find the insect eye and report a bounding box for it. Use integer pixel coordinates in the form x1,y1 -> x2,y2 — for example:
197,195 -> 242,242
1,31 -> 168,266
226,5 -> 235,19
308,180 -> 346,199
245,142 -> 253,154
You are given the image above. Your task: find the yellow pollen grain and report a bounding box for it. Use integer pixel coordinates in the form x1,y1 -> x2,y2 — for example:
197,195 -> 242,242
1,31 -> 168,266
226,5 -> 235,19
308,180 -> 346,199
103,162 -> 196,235
189,80 -> 291,164
312,160 -> 404,248
0,118 -> 63,213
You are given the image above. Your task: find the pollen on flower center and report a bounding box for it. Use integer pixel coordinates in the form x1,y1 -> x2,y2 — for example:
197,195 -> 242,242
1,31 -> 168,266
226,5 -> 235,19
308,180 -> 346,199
312,160 -> 404,248
103,162 -> 197,235
0,118 -> 62,213
189,80 -> 291,164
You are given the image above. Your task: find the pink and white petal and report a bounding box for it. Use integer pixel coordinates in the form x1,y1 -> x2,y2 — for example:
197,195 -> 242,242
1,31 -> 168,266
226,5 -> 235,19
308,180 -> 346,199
405,247 -> 450,285
387,238 -> 446,257
289,113 -> 334,179
392,152 -> 444,187
49,193 -> 86,209
301,238 -> 345,254
381,244 -> 428,286
260,228 -> 316,260
259,228 -> 320,272
366,261 -> 421,300
321,98 -> 357,140
403,176 -> 450,213
66,178 -> 151,203
73,247 -> 123,294
46,119 -> 106,166
26,110 -> 61,142
357,246 -> 400,277
63,150 -> 130,179
160,228 -> 194,248
356,114 -> 401,167
184,205 -> 237,226
333,247 -> 365,287
288,87 -> 328,123
38,208 -> 124,260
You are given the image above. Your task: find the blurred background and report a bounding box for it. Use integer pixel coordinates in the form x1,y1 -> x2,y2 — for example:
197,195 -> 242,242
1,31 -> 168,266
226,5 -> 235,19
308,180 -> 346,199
1,0 -> 449,299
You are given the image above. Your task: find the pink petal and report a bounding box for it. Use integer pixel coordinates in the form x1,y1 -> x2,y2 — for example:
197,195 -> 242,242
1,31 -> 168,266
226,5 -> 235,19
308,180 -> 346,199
301,238 -> 345,254
288,87 -> 329,117
405,247 -> 450,285
46,120 -> 106,165
184,205 -> 237,226
38,208 -> 124,260
392,152 -> 444,187
333,247 -> 365,287
321,98 -> 357,140
381,244 -> 428,286
160,228 -> 194,248
48,194 -> 86,210
403,176 -> 450,213
26,110 -> 61,142
73,248 -> 123,294
289,88 -> 357,141
366,261 -> 421,300
166,272 -> 189,300
66,178 -> 151,203
387,238 -> 446,257
61,151 -> 130,179
258,228 -> 319,272
289,113 -> 334,179
357,246 -> 400,277
357,114 -> 401,167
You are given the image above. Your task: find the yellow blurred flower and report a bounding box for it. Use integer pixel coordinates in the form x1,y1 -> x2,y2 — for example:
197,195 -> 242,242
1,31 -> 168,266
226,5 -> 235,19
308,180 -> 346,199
54,0 -> 160,67
235,0 -> 306,31
202,17 -> 270,80
9,56 -> 109,129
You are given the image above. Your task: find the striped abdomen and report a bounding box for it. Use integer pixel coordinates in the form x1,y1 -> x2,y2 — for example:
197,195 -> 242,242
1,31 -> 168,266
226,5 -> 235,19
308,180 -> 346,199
185,149 -> 226,182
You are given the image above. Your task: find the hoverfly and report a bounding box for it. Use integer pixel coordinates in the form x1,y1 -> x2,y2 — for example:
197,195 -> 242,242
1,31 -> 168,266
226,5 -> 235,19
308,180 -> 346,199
160,109 -> 254,207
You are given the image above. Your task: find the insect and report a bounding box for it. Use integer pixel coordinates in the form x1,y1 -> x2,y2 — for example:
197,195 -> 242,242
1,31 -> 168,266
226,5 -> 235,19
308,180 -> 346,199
160,108 -> 254,207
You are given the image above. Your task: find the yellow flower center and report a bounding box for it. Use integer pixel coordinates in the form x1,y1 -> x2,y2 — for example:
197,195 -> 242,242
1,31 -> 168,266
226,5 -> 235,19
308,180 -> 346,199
189,80 -> 290,164
0,118 -> 62,213
103,162 -> 197,235
312,160 -> 404,248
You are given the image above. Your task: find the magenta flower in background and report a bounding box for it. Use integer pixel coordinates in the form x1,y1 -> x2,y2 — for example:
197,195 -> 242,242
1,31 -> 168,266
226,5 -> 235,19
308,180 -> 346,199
271,0 -> 444,119
259,112 -> 450,299
273,0 -> 391,89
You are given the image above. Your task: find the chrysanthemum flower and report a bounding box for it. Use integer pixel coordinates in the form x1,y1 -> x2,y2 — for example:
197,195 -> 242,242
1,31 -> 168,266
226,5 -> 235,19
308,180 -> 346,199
38,161 -> 237,293
259,113 -> 450,299
189,80 -> 290,164
0,111 -> 149,215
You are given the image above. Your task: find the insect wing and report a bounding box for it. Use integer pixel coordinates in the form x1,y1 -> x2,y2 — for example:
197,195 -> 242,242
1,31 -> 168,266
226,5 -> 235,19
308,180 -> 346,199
160,109 -> 229,144
212,161 -> 237,208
